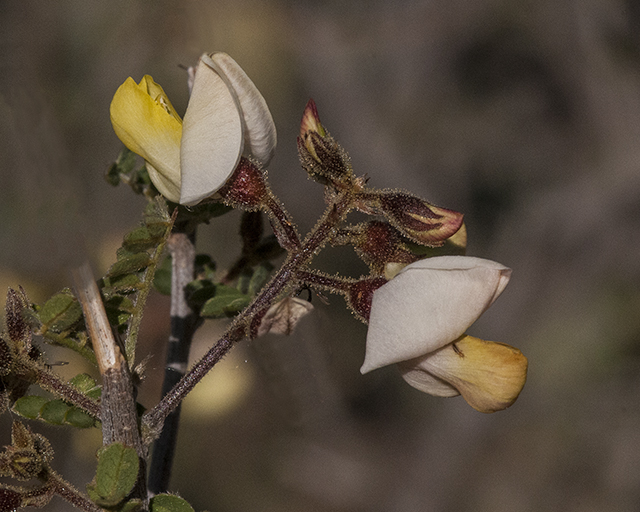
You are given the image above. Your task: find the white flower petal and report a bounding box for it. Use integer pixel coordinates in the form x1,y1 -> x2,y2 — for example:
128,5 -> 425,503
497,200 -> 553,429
207,52 -> 277,166
398,365 -> 459,397
145,163 -> 181,203
179,54 -> 244,206
361,256 -> 511,373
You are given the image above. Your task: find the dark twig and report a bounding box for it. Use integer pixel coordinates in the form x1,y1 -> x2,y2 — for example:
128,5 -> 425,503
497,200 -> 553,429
148,227 -> 199,494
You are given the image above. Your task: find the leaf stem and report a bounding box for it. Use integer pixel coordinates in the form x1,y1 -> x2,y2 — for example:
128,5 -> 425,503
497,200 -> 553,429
32,366 -> 101,419
48,473 -> 103,512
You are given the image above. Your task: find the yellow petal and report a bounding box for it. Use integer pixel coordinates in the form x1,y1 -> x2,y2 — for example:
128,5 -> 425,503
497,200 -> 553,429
399,335 -> 528,413
110,76 -> 182,202
140,75 -> 182,122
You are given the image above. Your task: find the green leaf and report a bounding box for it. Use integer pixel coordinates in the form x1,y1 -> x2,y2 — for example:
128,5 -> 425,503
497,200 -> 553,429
64,407 -> 95,429
215,284 -> 247,296
194,254 -> 216,279
149,494 -> 195,512
103,273 -> 142,293
200,291 -> 251,318
122,226 -> 167,253
12,396 -> 48,419
69,373 -> 101,400
89,443 -> 139,508
106,147 -> 138,186
224,296 -> 252,315
108,253 -> 152,278
69,373 -> 97,393
153,256 -> 172,295
40,399 -> 71,425
248,265 -> 272,296
38,290 -> 83,333
186,280 -> 217,309
119,499 -> 144,512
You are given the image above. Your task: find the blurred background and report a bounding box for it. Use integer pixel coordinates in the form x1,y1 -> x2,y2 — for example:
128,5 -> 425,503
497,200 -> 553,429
2,0 -> 640,510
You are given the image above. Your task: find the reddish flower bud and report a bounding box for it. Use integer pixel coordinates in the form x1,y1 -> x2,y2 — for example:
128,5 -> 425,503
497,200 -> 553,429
0,489 -> 23,511
375,192 -> 463,246
297,100 -> 354,187
346,276 -> 388,323
300,99 -> 326,140
351,221 -> 419,274
218,157 -> 268,209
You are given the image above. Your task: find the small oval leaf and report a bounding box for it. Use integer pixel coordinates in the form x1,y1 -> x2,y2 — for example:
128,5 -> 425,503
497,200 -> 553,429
108,253 -> 152,277
38,291 -> 83,333
40,399 -> 71,425
90,442 -> 139,507
12,396 -> 48,419
64,407 -> 95,429
150,494 -> 195,512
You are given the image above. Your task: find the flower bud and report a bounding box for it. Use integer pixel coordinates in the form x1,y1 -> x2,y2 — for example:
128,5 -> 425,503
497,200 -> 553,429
298,100 -> 354,187
0,489 -> 23,511
350,221 -> 419,275
217,158 -> 269,209
300,98 -> 326,141
370,192 -> 463,246
0,339 -> 12,377
9,448 -> 43,480
399,335 -> 528,413
346,276 -> 388,323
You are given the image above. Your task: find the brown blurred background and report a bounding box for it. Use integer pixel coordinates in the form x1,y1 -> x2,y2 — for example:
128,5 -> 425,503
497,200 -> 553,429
2,1 -> 640,510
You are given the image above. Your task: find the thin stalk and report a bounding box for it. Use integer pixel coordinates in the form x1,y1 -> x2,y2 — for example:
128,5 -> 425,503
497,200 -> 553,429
33,367 -> 101,419
44,471 -> 103,512
263,195 -> 301,251
296,269 -> 354,293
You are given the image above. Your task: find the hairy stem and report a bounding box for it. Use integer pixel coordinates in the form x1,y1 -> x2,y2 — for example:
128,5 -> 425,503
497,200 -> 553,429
296,269 -> 354,293
43,471 -> 102,512
33,367 -> 101,419
264,195 -> 301,252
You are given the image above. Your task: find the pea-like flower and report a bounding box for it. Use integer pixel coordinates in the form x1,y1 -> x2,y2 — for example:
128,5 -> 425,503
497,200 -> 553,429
361,256 -> 527,413
110,52 -> 276,205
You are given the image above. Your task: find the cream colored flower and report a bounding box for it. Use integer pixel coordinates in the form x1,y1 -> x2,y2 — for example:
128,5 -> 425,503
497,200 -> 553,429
110,52 -> 276,206
361,256 -> 527,412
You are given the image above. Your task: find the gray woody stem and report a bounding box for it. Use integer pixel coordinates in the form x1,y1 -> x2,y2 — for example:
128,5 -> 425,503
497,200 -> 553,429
148,228 -> 199,494
71,262 -> 147,503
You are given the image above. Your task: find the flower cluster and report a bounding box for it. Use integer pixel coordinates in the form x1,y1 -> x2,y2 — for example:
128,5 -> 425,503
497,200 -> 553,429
109,53 -> 527,413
